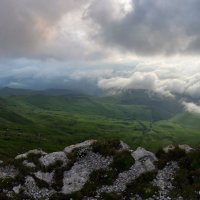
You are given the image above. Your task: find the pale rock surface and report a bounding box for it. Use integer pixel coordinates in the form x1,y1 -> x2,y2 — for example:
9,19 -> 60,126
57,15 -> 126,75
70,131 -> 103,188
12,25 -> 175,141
39,151 -> 67,167
64,140 -> 96,154
15,149 -> 46,160
62,151 -> 112,194
97,147 -> 157,194
119,140 -> 130,151
13,185 -> 22,194
163,144 -> 175,153
178,144 -> 193,153
23,160 -> 36,168
24,176 -> 55,199
34,171 -> 54,184
152,161 -> 179,200
0,165 -> 17,178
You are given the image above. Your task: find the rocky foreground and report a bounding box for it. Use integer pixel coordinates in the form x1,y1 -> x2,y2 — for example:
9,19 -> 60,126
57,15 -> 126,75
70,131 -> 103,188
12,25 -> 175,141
0,140 -> 199,199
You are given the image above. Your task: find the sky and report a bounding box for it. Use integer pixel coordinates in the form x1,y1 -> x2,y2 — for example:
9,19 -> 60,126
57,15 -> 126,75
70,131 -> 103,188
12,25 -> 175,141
0,0 -> 200,110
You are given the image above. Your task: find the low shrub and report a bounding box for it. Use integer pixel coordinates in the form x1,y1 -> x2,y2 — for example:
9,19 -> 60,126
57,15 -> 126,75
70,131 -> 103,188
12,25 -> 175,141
156,147 -> 186,169
101,192 -> 122,200
92,139 -> 121,156
123,171 -> 158,199
111,150 -> 135,172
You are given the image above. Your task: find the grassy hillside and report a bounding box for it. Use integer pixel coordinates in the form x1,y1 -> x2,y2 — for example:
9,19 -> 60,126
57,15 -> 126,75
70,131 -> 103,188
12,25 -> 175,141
171,112 -> 200,128
0,90 -> 199,160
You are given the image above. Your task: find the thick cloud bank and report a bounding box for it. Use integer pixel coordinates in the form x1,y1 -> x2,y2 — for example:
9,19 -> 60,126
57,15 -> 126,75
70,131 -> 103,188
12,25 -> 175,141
98,60 -> 200,98
88,0 -> 200,56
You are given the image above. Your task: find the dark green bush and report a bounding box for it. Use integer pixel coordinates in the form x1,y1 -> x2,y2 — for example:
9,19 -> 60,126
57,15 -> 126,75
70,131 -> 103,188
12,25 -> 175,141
33,175 -> 49,188
169,150 -> 200,199
26,153 -> 42,169
111,150 -> 135,172
0,177 -> 14,190
156,147 -> 186,169
101,192 -> 122,200
92,139 -> 121,156
123,171 -> 158,199
52,166 -> 68,191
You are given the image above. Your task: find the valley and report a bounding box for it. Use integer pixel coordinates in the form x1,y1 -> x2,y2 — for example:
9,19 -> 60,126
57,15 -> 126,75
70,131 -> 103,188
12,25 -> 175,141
0,89 -> 200,161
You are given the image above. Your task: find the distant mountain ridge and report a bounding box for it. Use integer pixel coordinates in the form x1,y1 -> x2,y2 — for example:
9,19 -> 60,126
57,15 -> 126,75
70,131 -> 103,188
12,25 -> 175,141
0,87 -> 84,97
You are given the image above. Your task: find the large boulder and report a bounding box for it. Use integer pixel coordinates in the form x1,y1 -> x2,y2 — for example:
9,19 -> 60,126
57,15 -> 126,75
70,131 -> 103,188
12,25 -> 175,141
132,147 -> 157,162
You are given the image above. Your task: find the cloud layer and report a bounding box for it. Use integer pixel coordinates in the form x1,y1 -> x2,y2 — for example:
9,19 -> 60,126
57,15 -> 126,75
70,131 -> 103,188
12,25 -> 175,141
0,0 -> 200,109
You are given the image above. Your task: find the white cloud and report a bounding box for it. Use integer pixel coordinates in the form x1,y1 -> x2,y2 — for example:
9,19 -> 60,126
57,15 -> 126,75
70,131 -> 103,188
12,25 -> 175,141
98,58 -> 200,98
183,102 -> 200,114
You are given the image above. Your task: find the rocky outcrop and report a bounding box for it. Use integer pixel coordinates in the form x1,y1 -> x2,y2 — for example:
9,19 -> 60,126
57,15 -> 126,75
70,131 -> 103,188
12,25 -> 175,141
97,147 -> 157,195
0,140 -> 197,199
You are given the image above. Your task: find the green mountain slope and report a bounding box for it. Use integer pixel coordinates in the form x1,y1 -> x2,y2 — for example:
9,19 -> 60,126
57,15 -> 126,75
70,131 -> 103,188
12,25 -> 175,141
171,112 -> 200,128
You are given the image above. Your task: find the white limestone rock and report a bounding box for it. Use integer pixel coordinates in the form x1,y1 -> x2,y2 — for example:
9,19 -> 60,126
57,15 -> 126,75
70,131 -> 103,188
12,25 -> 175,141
64,140 -> 96,154
15,149 -> 47,160
163,144 -> 175,153
152,161 -> 179,199
24,176 -> 55,199
39,151 -> 67,167
34,171 -> 54,184
132,147 -> 158,163
97,147 -> 157,194
0,166 -> 17,178
13,185 -> 22,194
119,140 -> 130,151
62,151 -> 112,194
23,160 -> 36,168
178,144 -> 193,153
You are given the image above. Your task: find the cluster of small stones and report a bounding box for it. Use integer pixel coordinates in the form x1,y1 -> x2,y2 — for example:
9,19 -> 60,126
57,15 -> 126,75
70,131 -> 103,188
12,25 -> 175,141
151,161 -> 179,200
0,141 -> 194,199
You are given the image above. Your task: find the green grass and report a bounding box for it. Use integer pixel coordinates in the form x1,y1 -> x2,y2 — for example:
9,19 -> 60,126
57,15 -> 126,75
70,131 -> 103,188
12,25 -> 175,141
0,94 -> 199,161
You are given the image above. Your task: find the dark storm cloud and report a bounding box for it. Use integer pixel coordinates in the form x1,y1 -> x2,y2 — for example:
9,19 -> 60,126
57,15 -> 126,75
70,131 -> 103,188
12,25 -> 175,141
87,0 -> 200,55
